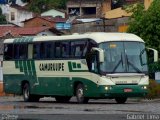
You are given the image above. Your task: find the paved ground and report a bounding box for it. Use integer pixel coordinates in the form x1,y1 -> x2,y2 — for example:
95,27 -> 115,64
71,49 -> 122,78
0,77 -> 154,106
0,96 -> 160,120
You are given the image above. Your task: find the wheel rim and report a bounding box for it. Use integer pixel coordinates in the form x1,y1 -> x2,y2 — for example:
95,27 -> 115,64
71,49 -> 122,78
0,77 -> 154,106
24,87 -> 29,100
77,88 -> 84,100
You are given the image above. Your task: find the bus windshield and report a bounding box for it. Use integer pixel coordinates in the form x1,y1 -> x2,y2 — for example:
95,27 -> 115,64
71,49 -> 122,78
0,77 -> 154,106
99,42 -> 148,74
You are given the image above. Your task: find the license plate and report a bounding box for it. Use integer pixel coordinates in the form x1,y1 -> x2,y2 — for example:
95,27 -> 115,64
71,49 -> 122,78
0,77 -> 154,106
124,88 -> 132,92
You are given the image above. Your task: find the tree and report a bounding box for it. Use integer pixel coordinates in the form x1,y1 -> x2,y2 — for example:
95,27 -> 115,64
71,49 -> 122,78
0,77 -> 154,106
0,8 -> 7,24
27,0 -> 68,13
127,0 -> 160,53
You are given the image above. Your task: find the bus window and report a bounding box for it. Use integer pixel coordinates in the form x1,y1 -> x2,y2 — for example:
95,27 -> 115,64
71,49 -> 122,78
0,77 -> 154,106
71,40 -> 86,58
33,43 -> 40,59
19,44 -> 27,59
45,42 -> 54,59
13,44 -> 27,60
62,42 -> 70,58
4,44 -> 14,60
14,44 -> 19,59
38,42 -> 54,59
40,43 -> 45,59
55,42 -> 61,58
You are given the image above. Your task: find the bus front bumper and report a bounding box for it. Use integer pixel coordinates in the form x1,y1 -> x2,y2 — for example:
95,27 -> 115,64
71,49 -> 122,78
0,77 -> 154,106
98,85 -> 148,98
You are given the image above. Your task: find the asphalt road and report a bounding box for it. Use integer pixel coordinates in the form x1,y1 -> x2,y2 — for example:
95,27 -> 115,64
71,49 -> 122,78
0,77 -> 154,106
0,96 -> 160,120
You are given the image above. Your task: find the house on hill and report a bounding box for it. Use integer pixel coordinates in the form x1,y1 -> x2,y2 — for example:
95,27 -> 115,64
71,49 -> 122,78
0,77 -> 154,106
67,0 -> 111,18
103,0 -> 153,32
41,9 -> 66,18
0,25 -> 63,59
23,16 -> 71,34
23,16 -> 67,28
0,25 -> 62,39
0,4 -> 33,26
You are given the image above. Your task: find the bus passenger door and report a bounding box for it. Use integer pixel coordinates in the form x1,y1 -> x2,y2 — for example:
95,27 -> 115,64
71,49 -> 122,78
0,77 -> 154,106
90,53 -> 99,74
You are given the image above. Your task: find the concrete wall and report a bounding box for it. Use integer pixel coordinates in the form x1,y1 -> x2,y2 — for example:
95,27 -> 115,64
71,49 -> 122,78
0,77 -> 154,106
144,0 -> 153,10
71,17 -> 129,33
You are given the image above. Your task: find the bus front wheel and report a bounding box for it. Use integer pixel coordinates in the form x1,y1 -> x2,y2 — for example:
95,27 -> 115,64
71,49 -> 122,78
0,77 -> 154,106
76,83 -> 89,103
115,97 -> 127,104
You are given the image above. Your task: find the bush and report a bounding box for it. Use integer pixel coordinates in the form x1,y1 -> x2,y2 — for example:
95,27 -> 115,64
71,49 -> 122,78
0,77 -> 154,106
146,80 -> 160,99
148,61 -> 160,79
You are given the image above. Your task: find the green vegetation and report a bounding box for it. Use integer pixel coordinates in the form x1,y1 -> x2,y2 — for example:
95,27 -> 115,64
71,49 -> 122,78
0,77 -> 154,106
0,8 -> 7,24
148,61 -> 160,79
127,0 -> 160,55
147,80 -> 160,99
27,0 -> 68,13
127,0 -> 160,99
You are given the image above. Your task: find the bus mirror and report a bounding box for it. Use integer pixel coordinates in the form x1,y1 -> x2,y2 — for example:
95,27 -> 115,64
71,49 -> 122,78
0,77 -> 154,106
92,47 -> 104,63
147,48 -> 158,63
140,49 -> 147,65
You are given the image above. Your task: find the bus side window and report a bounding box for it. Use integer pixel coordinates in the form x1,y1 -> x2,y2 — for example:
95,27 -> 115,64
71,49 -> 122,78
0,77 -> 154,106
40,42 -> 45,59
19,44 -> 27,59
14,44 -> 19,59
4,44 -> 14,60
61,42 -> 70,58
55,42 -> 61,58
71,40 -> 86,58
75,46 -> 81,57
33,43 -> 40,59
13,44 -> 27,60
45,42 -> 54,59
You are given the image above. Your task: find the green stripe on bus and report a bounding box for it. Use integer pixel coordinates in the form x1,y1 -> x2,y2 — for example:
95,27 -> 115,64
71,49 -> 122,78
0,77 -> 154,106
68,62 -> 88,72
30,60 -> 36,75
19,61 -> 24,72
14,60 -> 37,76
23,61 -> 28,75
15,60 -> 19,68
13,38 -> 19,43
13,37 -> 34,43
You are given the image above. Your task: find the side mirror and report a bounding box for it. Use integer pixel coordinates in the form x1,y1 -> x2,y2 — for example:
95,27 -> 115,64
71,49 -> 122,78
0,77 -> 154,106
147,48 -> 158,63
140,49 -> 147,65
91,47 -> 104,63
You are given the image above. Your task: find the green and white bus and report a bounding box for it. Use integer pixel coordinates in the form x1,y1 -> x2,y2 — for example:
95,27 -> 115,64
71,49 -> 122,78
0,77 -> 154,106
3,32 -> 158,103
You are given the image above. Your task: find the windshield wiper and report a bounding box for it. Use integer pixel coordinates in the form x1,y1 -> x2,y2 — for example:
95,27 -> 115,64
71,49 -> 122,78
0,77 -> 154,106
112,53 -> 123,73
126,55 -> 142,73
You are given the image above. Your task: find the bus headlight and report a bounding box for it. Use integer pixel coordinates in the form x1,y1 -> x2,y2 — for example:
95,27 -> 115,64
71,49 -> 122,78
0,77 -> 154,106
105,86 -> 109,90
105,86 -> 112,90
142,86 -> 147,89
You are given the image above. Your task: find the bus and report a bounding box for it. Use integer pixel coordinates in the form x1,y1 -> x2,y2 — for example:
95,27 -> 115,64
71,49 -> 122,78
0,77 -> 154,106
3,32 -> 158,103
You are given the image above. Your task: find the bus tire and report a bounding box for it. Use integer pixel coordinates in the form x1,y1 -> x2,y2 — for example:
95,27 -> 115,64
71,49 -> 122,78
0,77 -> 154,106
23,83 -> 31,102
115,97 -> 127,104
55,96 -> 71,103
76,83 -> 89,104
23,83 -> 40,102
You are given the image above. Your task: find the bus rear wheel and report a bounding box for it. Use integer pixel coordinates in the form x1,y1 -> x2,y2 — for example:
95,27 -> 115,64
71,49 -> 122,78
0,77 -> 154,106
115,97 -> 127,104
23,83 -> 31,102
55,96 -> 71,103
76,83 -> 89,103
23,83 -> 40,102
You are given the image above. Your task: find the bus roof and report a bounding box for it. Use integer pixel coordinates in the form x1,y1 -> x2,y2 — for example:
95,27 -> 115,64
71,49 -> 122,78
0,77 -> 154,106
4,32 -> 144,44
